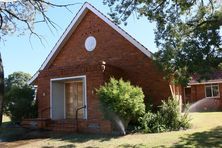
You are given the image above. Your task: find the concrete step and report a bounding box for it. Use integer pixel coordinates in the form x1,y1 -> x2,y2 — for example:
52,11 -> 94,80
47,124 -> 76,128
45,120 -> 78,132
45,126 -> 77,132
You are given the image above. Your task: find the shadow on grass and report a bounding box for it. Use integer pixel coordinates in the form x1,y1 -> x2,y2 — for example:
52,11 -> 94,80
117,143 -> 147,148
0,122 -> 117,147
50,132 -> 117,143
1,126 -> 118,148
41,144 -> 76,148
0,122 -> 30,142
174,126 -> 222,147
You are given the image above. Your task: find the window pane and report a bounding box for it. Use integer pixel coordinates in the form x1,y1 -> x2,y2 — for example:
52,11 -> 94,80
205,86 -> 212,97
212,85 -> 219,97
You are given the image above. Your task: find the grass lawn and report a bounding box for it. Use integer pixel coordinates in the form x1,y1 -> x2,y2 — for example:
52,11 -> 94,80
1,113 -> 222,147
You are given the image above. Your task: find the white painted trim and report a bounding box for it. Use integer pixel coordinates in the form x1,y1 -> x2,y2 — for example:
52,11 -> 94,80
28,71 -> 39,85
50,75 -> 87,120
40,10 -> 88,70
51,75 -> 86,81
189,81 -> 222,85
86,3 -> 152,58
84,76 -> 87,119
63,84 -> 66,119
50,80 -> 52,119
29,2 -> 152,84
204,84 -> 220,98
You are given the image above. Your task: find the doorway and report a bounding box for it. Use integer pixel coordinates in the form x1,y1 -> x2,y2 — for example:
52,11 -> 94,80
51,76 -> 87,120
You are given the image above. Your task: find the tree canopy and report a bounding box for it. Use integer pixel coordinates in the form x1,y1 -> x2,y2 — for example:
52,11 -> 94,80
5,71 -> 31,89
4,71 -> 36,122
104,0 -> 222,85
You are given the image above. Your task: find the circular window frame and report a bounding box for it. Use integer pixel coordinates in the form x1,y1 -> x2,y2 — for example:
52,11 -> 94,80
85,36 -> 96,52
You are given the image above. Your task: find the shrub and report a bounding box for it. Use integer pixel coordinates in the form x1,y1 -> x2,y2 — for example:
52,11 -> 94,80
139,97 -> 191,133
180,112 -> 191,129
138,112 -> 166,133
97,78 -> 145,125
159,97 -> 191,130
159,97 -> 181,130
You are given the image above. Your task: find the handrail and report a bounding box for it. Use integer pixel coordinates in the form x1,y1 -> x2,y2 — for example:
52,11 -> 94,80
75,105 -> 86,132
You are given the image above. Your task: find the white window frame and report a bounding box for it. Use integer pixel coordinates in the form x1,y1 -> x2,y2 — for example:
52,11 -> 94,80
205,84 -> 220,98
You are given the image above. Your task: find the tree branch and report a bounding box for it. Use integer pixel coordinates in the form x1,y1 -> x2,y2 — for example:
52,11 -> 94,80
0,1 -> 81,45
0,13 -> 2,29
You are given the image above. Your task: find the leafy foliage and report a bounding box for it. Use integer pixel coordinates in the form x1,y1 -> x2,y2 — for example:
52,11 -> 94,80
5,71 -> 31,89
97,78 -> 145,122
3,72 -> 37,122
139,97 -> 190,133
138,111 -> 166,133
159,97 -> 190,130
104,0 -> 222,85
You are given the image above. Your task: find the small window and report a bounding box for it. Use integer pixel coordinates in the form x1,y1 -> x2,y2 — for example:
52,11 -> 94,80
205,84 -> 220,98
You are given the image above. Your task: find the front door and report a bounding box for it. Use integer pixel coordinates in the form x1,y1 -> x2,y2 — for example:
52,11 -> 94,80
65,80 -> 84,119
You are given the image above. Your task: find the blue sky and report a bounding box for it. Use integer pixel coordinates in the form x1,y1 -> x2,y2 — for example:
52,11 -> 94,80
1,0 -> 156,77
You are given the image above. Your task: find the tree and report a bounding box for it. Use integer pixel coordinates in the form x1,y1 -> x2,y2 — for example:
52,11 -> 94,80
4,72 -> 36,122
0,1 -> 78,125
0,54 -> 3,125
5,71 -> 32,89
103,0 -> 222,85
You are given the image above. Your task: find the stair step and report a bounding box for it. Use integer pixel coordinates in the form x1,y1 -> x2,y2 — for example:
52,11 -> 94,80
44,119 -> 82,132
48,125 -> 76,128
45,126 -> 77,132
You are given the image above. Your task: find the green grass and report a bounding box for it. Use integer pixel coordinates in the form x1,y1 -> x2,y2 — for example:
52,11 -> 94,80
1,113 -> 222,147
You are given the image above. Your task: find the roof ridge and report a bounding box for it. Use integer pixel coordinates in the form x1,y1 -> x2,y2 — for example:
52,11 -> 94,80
86,2 -> 153,55
28,2 -> 153,84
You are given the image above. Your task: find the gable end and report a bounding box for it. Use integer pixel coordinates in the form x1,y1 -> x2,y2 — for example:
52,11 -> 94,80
29,2 -> 152,84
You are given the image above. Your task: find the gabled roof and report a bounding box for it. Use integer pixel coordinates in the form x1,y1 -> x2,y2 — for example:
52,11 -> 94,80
189,71 -> 222,85
29,2 -> 152,85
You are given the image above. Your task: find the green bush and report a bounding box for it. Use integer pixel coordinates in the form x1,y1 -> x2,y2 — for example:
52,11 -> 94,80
159,97 -> 191,130
138,112 -> 166,133
3,72 -> 37,122
159,97 -> 181,130
139,97 -> 191,133
180,112 -> 191,129
97,78 -> 145,125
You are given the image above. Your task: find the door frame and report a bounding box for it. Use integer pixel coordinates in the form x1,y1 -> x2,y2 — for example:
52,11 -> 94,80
50,75 -> 87,120
183,86 -> 191,103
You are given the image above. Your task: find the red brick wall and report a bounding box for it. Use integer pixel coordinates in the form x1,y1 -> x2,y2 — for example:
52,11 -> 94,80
186,84 -> 222,111
191,85 -> 205,102
49,11 -> 170,104
190,84 -> 222,101
36,11 -> 171,132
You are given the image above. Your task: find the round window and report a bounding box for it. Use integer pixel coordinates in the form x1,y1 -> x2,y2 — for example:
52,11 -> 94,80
85,36 -> 96,52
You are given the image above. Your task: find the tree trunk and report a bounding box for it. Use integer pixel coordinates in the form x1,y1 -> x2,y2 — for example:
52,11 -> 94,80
0,52 -> 4,126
